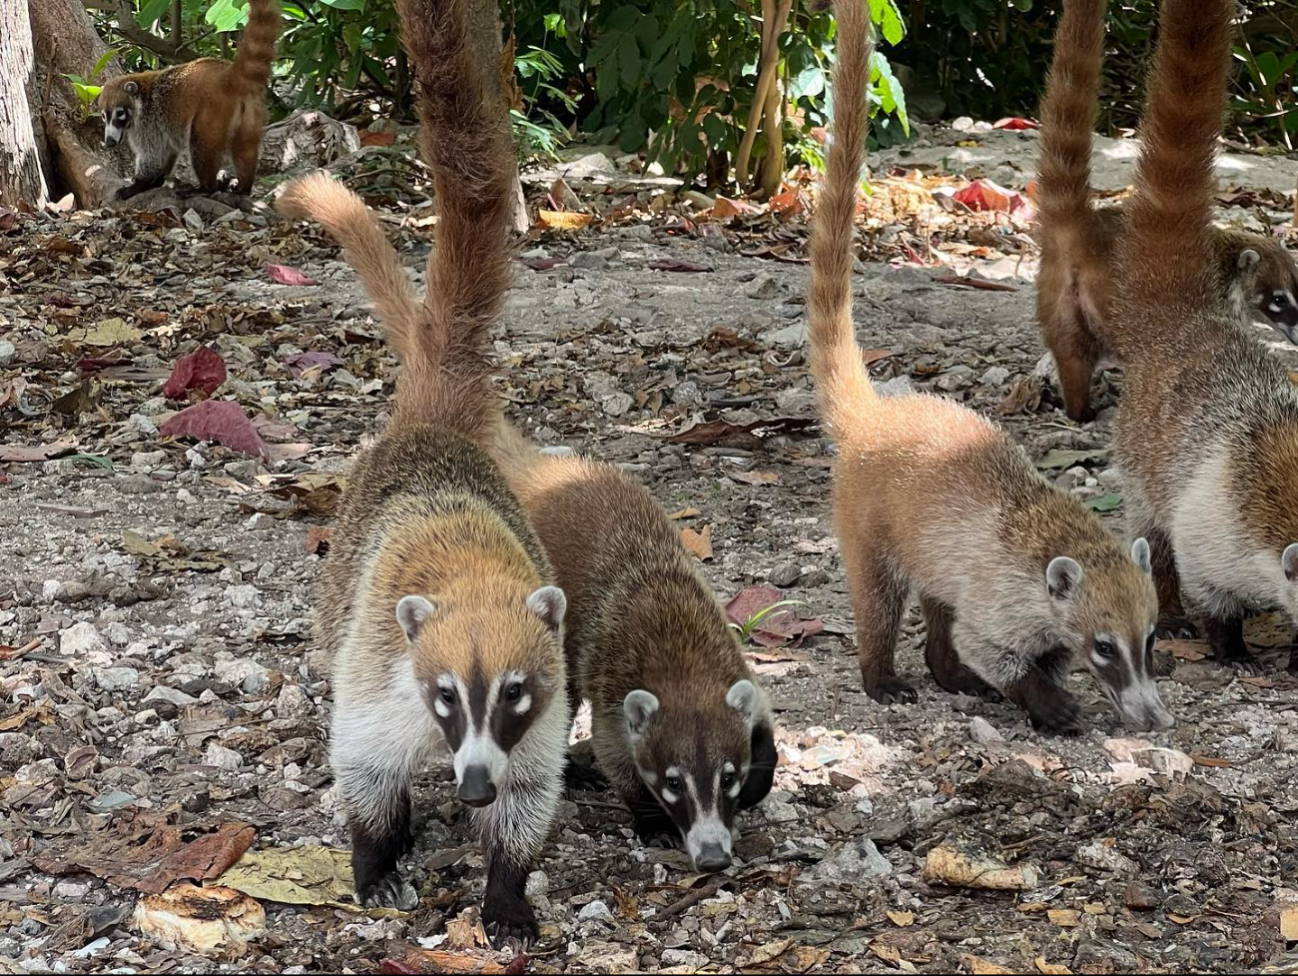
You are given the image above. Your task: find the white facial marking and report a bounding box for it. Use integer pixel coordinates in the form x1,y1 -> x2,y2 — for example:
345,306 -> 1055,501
684,770 -> 733,869
724,761 -> 740,799
514,693 -> 532,715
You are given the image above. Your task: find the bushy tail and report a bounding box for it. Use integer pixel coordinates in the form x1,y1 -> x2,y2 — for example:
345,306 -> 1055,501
1116,0 -> 1233,315
807,0 -> 876,431
1034,0 -> 1105,240
230,0 -> 281,96
277,0 -> 515,441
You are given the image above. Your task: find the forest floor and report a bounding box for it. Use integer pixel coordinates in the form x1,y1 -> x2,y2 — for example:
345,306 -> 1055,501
4,121 -> 1298,975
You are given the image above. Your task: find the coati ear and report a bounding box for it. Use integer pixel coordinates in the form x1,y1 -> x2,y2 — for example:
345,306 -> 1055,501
725,679 -> 758,729
623,689 -> 660,740
1283,544 -> 1298,582
1131,537 -> 1152,575
1046,556 -> 1084,601
124,80 -> 139,96
526,585 -> 567,631
395,595 -> 437,642
1238,248 -> 1261,273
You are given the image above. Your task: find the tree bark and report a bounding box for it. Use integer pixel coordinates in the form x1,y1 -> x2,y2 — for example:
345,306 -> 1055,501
1,0 -> 48,208
464,0 -> 529,232
26,0 -> 128,207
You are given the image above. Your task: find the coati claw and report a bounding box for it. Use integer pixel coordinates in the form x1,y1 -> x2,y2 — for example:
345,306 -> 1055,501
357,876 -> 418,912
1156,615 -> 1198,640
483,899 -> 538,947
864,678 -> 918,705
1227,657 -> 1264,677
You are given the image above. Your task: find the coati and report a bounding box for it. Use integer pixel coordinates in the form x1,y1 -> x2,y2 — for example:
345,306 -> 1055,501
275,58 -> 776,881
1034,0 -> 1298,423
279,0 -> 568,943
809,0 -> 1170,734
97,0 -> 281,199
1107,0 -> 1298,671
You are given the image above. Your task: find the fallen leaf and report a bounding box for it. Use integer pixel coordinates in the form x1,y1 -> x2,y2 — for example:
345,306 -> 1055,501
359,128 -> 397,147
52,380 -> 96,416
1160,639 -> 1207,662
887,910 -> 915,927
996,375 -> 1043,415
160,400 -> 269,460
163,347 -> 227,399
647,258 -> 713,273
728,469 -> 780,486
305,526 -> 332,555
214,846 -> 356,910
384,949 -> 508,974
284,351 -> 344,378
952,179 -> 1028,214
0,437 -> 78,462
537,210 -> 592,231
1034,958 -> 1072,975
266,264 -> 318,286
1086,493 -> 1123,513
520,255 -> 568,271
861,348 -> 893,366
667,506 -> 700,520
994,117 -> 1040,130
680,525 -> 713,561
121,530 -> 229,574
611,885 -> 640,920
445,907 -> 489,949
710,196 -> 758,220
667,416 -> 816,447
131,883 -> 264,956
922,846 -> 1039,891
1282,906 -> 1298,941
1240,675 -> 1275,689
962,957 -> 1013,975
724,586 -> 824,647
73,317 -> 143,347
1048,909 -> 1080,927
768,187 -> 805,216
931,273 -> 1020,293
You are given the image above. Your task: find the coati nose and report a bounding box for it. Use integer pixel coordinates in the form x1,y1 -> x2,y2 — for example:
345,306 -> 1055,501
457,765 -> 497,807
694,843 -> 732,873
104,132 -> 119,148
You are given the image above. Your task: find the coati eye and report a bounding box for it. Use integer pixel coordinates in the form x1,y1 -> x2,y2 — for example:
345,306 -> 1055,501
1094,640 -> 1117,659
664,775 -> 683,794
720,771 -> 736,790
439,687 -> 456,706
504,682 -> 523,703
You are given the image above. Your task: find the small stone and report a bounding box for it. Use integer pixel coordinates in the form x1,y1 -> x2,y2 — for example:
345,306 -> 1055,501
661,949 -> 707,969
61,621 -> 107,658
763,796 -> 799,823
935,365 -> 974,391
130,450 -> 167,473
969,717 -> 1004,745
600,392 -> 634,418
577,900 -> 612,923
765,322 -> 807,348
524,871 -> 549,900
128,413 -> 159,435
275,682 -> 313,722
93,667 -> 140,692
226,585 -> 259,609
143,685 -> 199,709
770,561 -> 802,588
54,880 -> 92,900
182,209 -> 204,232
1077,841 -> 1139,876
671,381 -> 704,407
0,340 -> 15,366
568,251 -> 608,271
745,273 -> 781,300
1123,882 -> 1160,911
809,837 -> 892,881
980,365 -> 1011,386
775,387 -> 816,413
874,375 -> 912,398
204,742 -> 243,772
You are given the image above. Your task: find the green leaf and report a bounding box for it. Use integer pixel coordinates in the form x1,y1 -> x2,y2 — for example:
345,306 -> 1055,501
617,32 -> 640,90
789,63 -> 825,100
1085,493 -> 1123,513
136,0 -> 171,29
868,0 -> 905,46
205,0 -> 247,32
341,23 -> 362,53
318,0 -> 367,9
701,112 -> 727,148
66,454 -> 114,471
92,48 -> 117,80
870,51 -> 909,134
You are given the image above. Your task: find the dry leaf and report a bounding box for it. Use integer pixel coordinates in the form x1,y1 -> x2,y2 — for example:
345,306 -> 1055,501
1281,906 -> 1298,941
887,910 -> 915,927
160,400 -> 269,460
668,506 -> 700,520
163,347 -> 227,399
0,437 -> 78,463
961,956 -> 1013,975
214,846 -> 356,910
1160,639 -> 1207,662
445,907 -> 489,949
680,525 -> 713,561
1035,958 -> 1072,975
1048,909 -> 1080,927
75,317 -> 143,347
537,210 -> 592,231
131,883 -> 264,956
729,469 -> 780,486
923,846 -> 1039,891
266,264 -> 318,286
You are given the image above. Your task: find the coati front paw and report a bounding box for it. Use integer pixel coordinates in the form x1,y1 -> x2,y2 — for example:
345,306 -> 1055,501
356,875 -> 418,911
1030,697 -> 1086,737
934,666 -> 1001,701
1156,615 -> 1198,640
864,676 -> 918,705
482,895 -> 538,947
1225,655 -> 1264,677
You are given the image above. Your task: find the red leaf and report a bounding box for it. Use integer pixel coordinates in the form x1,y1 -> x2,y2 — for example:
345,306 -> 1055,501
520,256 -> 568,271
378,962 -> 421,975
160,400 -> 268,459
265,264 -> 318,286
648,258 -> 713,273
360,129 -> 397,147
769,187 -> 806,216
951,179 -> 1028,214
284,351 -> 344,377
724,586 -> 824,648
162,347 -> 227,399
993,117 -> 1039,130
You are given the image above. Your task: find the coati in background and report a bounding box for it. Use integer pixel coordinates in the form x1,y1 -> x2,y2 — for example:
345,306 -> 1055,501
279,0 -> 569,944
278,39 -> 777,881
1108,0 -> 1298,672
1033,0 -> 1298,423
808,0 -> 1170,734
97,0 -> 281,199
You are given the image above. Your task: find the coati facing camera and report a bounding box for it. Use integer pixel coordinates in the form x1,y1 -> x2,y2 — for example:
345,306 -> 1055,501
276,34 -> 777,878
279,0 -> 568,944
1107,0 -> 1298,672
809,0 -> 1170,734
97,0 -> 281,199
1034,0 -> 1298,423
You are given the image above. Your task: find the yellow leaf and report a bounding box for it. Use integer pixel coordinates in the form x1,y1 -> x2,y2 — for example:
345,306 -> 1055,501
1282,906 -> 1298,941
75,317 -> 143,348
668,506 -> 700,520
680,525 -> 713,561
1048,909 -> 1080,928
1035,958 -> 1073,975
887,910 -> 915,927
538,210 -> 592,231
961,955 -> 1013,975
212,846 -> 357,911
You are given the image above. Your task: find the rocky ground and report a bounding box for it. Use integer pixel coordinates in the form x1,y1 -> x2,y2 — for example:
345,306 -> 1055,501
4,122 -> 1298,974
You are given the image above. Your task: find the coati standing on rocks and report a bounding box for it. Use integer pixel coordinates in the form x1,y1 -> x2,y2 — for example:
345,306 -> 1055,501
280,0 -> 568,943
97,0 -> 281,199
276,51 -> 777,881
809,0 -> 1170,733
1034,0 -> 1298,423
1107,0 -> 1298,672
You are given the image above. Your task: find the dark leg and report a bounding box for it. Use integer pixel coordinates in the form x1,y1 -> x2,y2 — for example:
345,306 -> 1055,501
563,754 -> 608,792
840,531 -> 914,704
922,597 -> 1000,699
190,129 -> 225,194
349,786 -> 417,910
1204,613 -> 1259,674
1004,648 -> 1084,736
1146,527 -> 1196,638
116,150 -> 177,200
481,853 -> 536,945
736,721 -> 776,810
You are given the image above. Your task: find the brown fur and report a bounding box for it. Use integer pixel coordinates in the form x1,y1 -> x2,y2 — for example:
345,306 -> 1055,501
1107,0 -> 1298,671
284,0 -> 566,940
810,0 -> 1164,732
98,0 -> 281,198
1034,0 -> 1298,422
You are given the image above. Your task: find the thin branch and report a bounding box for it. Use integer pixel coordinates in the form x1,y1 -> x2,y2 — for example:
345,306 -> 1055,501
108,0 -> 203,63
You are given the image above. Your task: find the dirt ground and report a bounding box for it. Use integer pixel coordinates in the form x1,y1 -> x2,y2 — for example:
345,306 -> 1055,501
4,123 -> 1298,974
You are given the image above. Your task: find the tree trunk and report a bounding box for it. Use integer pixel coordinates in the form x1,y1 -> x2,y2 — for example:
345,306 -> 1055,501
26,0 -> 128,207
464,0 -> 529,232
0,0 -> 48,208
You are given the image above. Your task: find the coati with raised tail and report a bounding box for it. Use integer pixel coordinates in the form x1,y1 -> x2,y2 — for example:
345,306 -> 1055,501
280,0 -> 568,944
809,0 -> 1169,734
277,67 -> 777,883
97,0 -> 281,199
1107,0 -> 1298,672
1034,0 -> 1298,423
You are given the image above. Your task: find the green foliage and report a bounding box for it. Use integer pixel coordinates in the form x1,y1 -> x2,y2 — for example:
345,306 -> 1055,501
63,49 -> 117,118
728,600 -> 803,645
